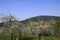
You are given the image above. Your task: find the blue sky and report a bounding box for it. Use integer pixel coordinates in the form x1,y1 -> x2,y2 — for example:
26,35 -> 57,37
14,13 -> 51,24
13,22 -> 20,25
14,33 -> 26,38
0,0 -> 60,20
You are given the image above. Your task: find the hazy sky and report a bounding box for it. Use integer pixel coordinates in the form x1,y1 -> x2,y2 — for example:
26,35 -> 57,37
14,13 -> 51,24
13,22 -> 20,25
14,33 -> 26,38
0,0 -> 60,20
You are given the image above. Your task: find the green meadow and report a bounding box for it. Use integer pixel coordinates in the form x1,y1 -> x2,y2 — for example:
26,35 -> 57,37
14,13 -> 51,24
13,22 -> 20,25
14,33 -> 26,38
0,34 -> 60,40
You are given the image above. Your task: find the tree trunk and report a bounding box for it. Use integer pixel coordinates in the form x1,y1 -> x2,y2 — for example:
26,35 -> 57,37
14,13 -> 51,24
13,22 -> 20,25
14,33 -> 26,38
19,31 -> 21,40
38,33 -> 41,40
11,33 -> 13,40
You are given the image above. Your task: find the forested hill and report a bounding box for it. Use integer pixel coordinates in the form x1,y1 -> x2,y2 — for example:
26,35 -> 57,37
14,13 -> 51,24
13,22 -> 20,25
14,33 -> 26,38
20,16 -> 60,23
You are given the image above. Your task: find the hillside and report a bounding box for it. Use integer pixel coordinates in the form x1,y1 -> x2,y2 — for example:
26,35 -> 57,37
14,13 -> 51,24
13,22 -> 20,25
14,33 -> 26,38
0,15 -> 60,37
20,16 -> 60,37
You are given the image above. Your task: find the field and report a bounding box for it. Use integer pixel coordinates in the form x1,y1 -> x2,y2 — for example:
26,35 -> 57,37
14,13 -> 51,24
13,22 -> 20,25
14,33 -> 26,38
0,34 -> 60,40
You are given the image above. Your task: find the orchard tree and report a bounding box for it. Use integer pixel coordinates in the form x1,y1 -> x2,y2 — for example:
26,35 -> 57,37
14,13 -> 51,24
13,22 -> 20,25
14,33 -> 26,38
0,14 -> 20,40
